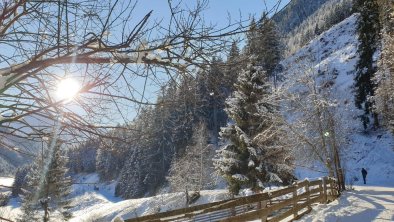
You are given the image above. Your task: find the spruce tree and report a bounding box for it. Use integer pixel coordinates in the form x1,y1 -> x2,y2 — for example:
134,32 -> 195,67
96,128 -> 128,181
214,62 -> 293,195
224,42 -> 242,93
245,15 -> 282,77
374,0 -> 394,131
257,17 -> 282,77
12,165 -> 31,197
115,148 -> 145,198
354,0 -> 381,129
245,18 -> 259,56
20,140 -> 71,221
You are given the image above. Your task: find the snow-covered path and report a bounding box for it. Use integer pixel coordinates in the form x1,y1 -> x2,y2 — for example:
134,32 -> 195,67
297,185 -> 394,222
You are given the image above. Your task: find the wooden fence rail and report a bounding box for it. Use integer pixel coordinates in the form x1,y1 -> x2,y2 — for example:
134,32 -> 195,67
125,177 -> 339,222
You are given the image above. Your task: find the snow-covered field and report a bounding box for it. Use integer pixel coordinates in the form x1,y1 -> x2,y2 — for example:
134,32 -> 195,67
0,177 -> 13,188
70,188 -> 230,222
0,174 -> 230,221
68,174 -> 227,221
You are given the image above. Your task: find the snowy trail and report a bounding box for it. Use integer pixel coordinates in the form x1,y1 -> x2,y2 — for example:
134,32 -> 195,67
297,185 -> 394,222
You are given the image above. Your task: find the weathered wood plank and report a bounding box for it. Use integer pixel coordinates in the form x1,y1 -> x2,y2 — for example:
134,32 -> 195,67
125,178 -> 337,222
309,180 -> 323,186
124,198 -> 233,222
268,196 -> 321,222
292,184 -> 298,218
296,179 -> 310,188
267,186 -> 296,199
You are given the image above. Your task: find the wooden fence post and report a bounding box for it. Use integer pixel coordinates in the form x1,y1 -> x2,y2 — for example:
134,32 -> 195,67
323,176 -> 328,203
230,204 -> 236,217
305,180 -> 311,211
260,200 -> 268,222
292,184 -> 298,219
319,178 -> 324,204
334,178 -> 339,196
329,178 -> 335,200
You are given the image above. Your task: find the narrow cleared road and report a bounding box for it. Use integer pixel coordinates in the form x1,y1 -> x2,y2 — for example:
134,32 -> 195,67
296,185 -> 394,222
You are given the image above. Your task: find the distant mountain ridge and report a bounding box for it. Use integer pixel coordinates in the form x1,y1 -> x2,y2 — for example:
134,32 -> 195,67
272,0 -> 329,33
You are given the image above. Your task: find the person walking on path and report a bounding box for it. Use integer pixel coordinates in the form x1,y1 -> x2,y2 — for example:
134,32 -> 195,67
361,168 -> 368,184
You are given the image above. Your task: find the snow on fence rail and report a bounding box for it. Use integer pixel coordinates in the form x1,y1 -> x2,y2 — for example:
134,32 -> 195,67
124,177 -> 339,222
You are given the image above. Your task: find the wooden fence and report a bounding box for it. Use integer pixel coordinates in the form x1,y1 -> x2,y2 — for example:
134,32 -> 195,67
125,177 -> 339,222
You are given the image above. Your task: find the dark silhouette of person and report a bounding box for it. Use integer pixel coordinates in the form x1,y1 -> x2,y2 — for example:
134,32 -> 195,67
361,168 -> 367,184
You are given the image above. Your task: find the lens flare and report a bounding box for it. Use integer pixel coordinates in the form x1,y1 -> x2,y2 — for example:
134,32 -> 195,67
56,78 -> 80,102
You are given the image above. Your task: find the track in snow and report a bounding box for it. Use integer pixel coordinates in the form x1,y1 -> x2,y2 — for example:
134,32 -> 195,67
296,185 -> 394,222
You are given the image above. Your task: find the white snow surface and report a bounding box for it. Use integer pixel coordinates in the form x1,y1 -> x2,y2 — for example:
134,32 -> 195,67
0,177 -> 13,188
296,185 -> 394,222
0,174 -> 230,221
68,176 -> 230,222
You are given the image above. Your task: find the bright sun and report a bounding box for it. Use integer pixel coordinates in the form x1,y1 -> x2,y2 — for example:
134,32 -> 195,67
56,78 -> 81,101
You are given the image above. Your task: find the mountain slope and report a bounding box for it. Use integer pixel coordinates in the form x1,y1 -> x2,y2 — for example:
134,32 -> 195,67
280,13 -> 394,185
272,0 -> 328,33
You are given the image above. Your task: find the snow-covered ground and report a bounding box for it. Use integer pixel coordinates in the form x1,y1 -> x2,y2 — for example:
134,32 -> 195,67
0,177 -> 19,220
70,189 -> 230,222
296,185 -> 394,222
0,177 -> 13,188
0,174 -> 230,221
69,174 -> 230,221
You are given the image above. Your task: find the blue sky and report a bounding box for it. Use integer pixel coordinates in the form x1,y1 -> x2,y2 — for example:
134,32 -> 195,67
132,1 -> 290,27
113,0 -> 292,121
203,0 -> 290,21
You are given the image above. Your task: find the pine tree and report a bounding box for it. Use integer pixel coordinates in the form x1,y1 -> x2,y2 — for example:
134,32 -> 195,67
245,15 -> 282,77
214,63 -> 293,195
257,17 -> 282,77
374,0 -> 394,131
224,42 -> 242,93
20,140 -> 71,221
354,0 -> 381,129
245,18 -> 259,56
115,148 -> 145,198
96,128 -> 128,181
68,139 -> 98,174
195,57 -> 230,143
12,165 -> 31,197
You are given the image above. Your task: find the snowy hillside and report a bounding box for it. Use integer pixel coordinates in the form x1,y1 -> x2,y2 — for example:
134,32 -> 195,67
1,173 -> 230,221
281,13 -> 394,185
272,0 -> 328,33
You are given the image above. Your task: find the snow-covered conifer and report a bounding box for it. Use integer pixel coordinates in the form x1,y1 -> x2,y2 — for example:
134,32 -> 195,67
19,140 -> 71,221
115,148 -> 145,198
354,0 -> 381,129
374,0 -> 394,131
12,165 -> 31,197
214,62 -> 293,195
